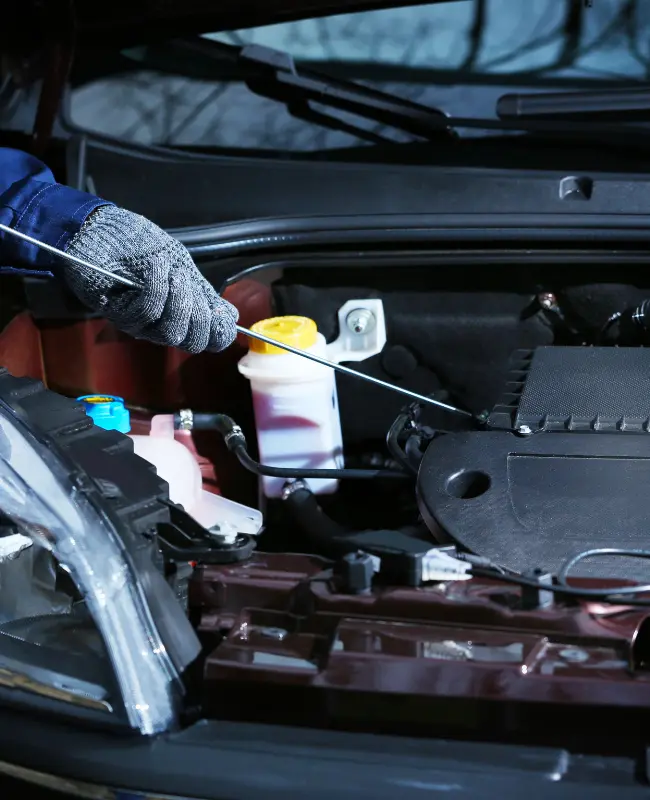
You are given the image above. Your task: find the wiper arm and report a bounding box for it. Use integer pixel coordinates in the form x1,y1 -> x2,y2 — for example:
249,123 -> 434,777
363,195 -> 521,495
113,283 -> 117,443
239,44 -> 453,143
497,86 -> 650,120
179,38 -> 453,143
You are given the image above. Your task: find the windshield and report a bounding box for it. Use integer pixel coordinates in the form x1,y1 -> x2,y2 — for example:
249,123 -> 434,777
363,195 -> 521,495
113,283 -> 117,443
67,0 -> 650,151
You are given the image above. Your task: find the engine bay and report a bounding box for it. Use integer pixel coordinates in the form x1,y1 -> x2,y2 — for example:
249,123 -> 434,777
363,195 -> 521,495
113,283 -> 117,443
3,262 -> 650,745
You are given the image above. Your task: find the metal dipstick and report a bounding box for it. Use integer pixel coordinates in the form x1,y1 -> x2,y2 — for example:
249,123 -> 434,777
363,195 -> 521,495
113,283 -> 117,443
0,222 -> 473,419
0,223 -> 141,289
236,324 -> 474,419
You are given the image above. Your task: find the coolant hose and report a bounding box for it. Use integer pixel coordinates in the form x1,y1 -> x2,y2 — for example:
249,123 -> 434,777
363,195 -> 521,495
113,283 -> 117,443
282,483 -> 433,567
281,483 -> 357,558
174,411 -> 409,480
232,444 -> 406,480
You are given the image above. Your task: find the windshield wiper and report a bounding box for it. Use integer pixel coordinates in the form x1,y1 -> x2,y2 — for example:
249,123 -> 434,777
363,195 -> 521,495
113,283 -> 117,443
497,86 -> 650,120
155,39 -> 650,151
238,44 -> 454,143
173,38 -> 453,144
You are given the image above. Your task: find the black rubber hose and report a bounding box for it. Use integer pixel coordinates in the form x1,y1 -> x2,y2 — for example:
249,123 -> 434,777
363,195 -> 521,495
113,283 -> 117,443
282,485 -> 354,558
175,412 -> 232,430
232,443 -> 406,480
176,412 -> 409,480
283,484 -> 432,566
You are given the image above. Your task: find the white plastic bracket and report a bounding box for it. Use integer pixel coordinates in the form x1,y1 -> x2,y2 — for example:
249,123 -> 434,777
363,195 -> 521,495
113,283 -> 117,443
326,299 -> 387,364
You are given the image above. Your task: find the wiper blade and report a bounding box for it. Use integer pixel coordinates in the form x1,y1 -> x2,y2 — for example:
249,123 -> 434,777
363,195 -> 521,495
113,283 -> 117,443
497,86 -> 650,120
186,39 -> 453,143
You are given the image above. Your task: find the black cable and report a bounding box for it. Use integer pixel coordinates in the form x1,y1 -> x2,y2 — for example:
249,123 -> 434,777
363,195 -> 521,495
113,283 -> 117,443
180,419 -> 650,600
469,566 -> 650,603
471,546 -> 650,603
282,484 -> 650,604
386,410 -> 418,476
282,498 -> 650,603
556,548 -> 650,596
178,412 -> 409,480
386,400 -> 444,475
283,490 -> 650,602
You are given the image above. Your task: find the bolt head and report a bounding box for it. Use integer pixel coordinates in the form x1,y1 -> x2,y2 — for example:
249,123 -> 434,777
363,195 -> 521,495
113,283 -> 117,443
345,308 -> 376,336
517,424 -> 533,435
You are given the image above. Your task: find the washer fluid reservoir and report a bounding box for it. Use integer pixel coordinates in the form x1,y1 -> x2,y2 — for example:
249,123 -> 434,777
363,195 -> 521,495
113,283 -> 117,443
237,316 -> 344,498
78,395 -> 261,535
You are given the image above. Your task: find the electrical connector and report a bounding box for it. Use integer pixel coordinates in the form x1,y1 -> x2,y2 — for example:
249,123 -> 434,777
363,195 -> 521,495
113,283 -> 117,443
421,549 -> 472,583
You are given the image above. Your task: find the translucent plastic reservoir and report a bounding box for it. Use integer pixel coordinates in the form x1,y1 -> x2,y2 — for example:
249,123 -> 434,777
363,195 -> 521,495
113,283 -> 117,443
78,396 -> 262,534
237,316 -> 344,497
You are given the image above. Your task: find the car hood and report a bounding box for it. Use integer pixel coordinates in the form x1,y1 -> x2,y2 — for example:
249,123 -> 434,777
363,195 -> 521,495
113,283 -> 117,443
9,0 -> 455,48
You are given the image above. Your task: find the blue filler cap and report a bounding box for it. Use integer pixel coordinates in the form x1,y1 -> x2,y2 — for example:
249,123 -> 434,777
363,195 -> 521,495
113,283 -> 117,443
77,394 -> 131,433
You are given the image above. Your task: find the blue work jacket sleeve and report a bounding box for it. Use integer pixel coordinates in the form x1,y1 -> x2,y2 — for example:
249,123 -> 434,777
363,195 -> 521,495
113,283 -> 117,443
0,147 -> 112,276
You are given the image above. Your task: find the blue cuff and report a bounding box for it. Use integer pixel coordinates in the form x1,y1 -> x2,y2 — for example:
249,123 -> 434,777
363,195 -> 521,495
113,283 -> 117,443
0,183 -> 110,272
0,147 -> 112,275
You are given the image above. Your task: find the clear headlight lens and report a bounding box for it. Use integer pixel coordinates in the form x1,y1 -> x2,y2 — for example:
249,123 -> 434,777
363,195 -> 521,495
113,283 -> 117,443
0,401 -> 181,735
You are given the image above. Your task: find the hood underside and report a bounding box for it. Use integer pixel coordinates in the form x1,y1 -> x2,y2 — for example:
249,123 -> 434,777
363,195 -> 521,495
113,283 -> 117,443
4,0 -> 454,50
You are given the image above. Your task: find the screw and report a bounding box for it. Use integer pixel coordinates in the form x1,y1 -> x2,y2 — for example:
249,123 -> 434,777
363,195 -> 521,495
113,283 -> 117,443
538,292 -> 557,310
346,308 -> 376,336
516,424 -> 533,436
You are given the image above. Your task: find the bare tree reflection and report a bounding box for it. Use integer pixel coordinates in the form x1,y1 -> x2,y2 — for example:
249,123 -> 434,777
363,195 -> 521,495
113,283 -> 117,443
68,0 -> 650,152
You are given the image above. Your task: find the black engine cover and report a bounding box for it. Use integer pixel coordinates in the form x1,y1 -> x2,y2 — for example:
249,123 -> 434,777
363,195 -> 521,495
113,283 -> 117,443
417,429 -> 650,581
418,346 -> 650,581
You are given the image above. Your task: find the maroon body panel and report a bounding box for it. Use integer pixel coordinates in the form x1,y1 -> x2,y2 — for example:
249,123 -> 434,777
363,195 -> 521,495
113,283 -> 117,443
192,553 -> 650,734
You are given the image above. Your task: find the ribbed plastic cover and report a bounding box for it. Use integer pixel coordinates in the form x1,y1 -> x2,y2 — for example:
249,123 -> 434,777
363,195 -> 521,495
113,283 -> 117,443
489,346 -> 650,433
519,347 -> 650,432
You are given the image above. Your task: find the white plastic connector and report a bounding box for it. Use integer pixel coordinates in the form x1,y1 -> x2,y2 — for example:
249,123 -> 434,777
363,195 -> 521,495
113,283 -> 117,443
327,299 -> 387,363
421,550 -> 472,583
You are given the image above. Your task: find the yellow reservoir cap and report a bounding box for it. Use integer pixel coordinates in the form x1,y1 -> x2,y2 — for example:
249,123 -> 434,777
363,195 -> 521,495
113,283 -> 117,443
249,316 -> 318,355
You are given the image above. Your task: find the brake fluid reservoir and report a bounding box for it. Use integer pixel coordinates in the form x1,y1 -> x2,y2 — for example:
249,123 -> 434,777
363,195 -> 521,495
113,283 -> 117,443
237,316 -> 344,498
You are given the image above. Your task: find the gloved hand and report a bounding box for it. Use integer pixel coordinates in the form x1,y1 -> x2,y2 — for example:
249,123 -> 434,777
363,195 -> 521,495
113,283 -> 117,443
64,205 -> 238,354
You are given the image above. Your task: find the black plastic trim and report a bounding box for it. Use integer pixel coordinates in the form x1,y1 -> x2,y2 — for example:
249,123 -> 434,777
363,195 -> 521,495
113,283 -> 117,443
204,248 -> 650,293
0,708 -> 645,800
173,215 -> 650,260
65,134 -> 650,232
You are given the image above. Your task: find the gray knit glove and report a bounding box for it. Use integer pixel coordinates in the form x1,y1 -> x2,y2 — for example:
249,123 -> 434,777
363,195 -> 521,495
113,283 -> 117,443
64,206 -> 238,354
